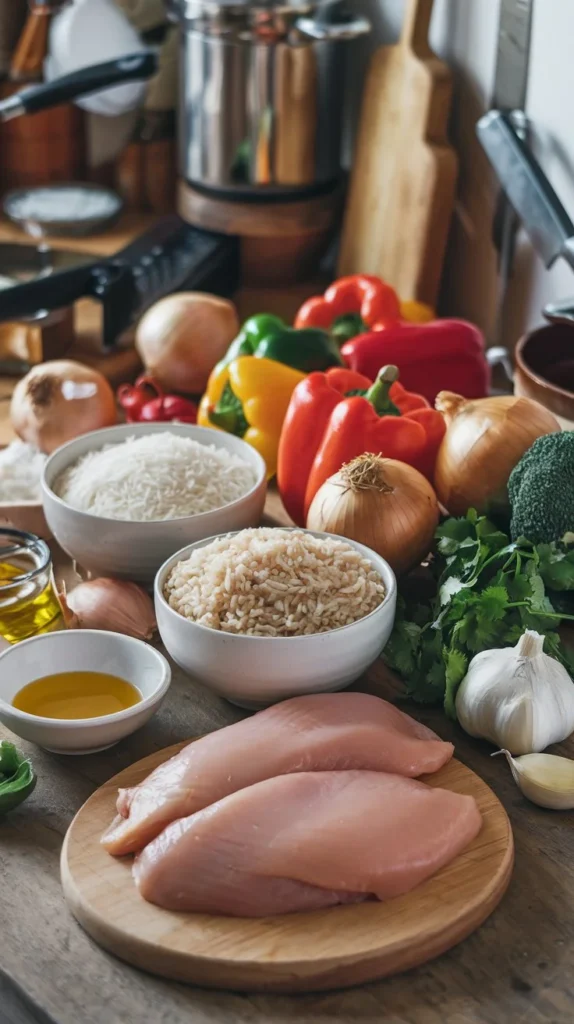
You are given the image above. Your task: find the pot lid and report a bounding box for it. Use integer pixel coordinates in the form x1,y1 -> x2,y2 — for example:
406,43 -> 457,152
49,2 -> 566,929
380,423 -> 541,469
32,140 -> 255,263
168,0 -> 312,18
168,0 -> 370,40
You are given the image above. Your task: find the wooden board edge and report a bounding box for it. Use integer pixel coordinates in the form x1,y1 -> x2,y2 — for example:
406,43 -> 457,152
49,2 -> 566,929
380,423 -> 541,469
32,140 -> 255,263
60,745 -> 515,994
62,828 -> 514,993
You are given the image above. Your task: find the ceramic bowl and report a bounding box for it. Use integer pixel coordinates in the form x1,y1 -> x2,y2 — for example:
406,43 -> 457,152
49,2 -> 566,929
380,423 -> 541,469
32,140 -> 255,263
0,443 -> 52,540
41,423 -> 267,585
515,324 -> 574,429
0,500 -> 51,540
0,629 -> 171,754
155,529 -> 397,709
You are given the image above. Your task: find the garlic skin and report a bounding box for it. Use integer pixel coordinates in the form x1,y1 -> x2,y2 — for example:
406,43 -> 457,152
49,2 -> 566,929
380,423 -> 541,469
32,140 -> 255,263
455,630 -> 574,755
59,579 -> 157,641
496,750 -> 574,810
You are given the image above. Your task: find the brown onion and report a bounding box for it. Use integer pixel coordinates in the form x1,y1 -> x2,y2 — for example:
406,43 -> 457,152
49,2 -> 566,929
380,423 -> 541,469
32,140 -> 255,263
135,292 -> 240,394
10,360 -> 117,455
434,392 -> 560,516
59,579 -> 157,640
306,453 -> 440,576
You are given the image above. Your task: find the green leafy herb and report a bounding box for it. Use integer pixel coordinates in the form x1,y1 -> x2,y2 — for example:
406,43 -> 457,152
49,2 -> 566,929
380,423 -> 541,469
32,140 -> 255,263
0,741 -> 36,815
384,511 -> 574,718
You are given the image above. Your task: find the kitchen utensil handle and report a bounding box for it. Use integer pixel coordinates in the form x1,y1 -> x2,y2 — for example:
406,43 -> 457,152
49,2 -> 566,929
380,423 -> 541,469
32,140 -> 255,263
401,0 -> 434,54
477,110 -> 574,271
0,263 -> 96,321
0,51 -> 158,122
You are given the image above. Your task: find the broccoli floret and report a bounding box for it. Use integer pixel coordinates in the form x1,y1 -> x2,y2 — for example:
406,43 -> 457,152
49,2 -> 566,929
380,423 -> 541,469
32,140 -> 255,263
508,432 -> 574,543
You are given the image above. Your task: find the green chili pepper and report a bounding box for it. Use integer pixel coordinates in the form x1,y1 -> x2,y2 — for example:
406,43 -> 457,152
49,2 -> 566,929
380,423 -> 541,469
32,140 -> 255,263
0,741 -> 36,815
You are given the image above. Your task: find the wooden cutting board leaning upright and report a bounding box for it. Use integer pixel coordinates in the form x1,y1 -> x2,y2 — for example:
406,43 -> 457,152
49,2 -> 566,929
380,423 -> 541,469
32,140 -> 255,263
338,0 -> 458,307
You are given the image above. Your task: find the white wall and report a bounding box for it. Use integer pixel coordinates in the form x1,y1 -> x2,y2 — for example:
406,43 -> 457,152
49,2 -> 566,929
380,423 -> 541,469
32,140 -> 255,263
349,0 -> 574,349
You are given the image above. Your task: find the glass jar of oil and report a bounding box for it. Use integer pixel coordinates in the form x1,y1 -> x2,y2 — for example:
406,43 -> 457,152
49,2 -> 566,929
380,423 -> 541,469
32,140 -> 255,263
0,529 -> 65,645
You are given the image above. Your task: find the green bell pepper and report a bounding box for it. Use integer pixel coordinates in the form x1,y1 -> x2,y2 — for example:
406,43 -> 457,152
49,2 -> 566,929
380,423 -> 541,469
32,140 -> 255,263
0,741 -> 36,815
215,313 -> 344,376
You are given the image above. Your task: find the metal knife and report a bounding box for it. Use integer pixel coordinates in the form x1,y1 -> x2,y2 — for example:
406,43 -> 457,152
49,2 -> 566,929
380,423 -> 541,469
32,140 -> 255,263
490,0 -> 534,344
477,110 -> 574,271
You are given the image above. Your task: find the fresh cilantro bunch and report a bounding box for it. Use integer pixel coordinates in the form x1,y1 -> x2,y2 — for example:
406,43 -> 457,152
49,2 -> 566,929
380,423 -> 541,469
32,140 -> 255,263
383,510 -> 574,719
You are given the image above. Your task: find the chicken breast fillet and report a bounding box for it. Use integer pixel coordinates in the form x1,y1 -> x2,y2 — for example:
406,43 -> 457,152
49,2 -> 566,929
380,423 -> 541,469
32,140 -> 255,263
102,693 -> 454,856
134,770 -> 482,916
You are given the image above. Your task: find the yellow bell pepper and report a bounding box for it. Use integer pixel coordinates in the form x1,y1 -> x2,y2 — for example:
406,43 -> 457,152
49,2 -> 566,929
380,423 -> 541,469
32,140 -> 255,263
400,299 -> 435,324
198,356 -> 306,478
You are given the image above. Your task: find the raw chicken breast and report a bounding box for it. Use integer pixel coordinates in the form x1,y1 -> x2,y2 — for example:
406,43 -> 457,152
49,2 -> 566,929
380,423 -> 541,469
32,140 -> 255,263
134,771 -> 482,916
102,693 -> 453,856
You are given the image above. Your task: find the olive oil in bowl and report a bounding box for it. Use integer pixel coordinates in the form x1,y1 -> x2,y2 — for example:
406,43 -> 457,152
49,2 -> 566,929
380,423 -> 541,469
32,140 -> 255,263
13,672 -> 141,720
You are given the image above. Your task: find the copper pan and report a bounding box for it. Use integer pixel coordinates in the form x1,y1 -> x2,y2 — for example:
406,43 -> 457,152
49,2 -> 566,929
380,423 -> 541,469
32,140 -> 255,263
514,323 -> 574,429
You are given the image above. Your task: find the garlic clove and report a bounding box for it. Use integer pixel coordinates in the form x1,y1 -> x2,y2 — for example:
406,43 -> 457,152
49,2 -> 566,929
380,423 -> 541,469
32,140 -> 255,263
494,749 -> 574,810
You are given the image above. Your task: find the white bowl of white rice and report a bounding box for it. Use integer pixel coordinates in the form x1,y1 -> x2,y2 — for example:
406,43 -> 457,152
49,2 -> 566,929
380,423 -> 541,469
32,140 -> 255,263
155,527 -> 397,708
0,441 -> 51,539
41,424 -> 267,585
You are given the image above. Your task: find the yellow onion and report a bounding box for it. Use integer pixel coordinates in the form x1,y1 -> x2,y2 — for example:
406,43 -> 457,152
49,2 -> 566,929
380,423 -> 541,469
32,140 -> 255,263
135,292 -> 240,394
306,453 -> 440,576
59,579 -> 157,640
10,360 -> 117,455
434,392 -> 560,516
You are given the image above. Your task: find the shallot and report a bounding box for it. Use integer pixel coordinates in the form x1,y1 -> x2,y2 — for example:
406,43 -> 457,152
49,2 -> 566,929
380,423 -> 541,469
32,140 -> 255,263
59,579 -> 157,641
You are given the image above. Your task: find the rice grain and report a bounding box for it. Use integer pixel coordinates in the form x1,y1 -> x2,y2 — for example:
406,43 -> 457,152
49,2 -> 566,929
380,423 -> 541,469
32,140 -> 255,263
164,528 -> 385,636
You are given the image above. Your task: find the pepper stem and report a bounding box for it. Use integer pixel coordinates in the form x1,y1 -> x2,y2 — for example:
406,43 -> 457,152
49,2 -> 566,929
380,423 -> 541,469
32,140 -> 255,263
364,365 -> 401,417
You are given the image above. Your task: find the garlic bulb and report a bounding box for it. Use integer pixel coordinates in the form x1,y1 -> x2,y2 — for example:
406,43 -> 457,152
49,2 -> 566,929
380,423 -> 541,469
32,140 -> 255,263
495,750 -> 574,810
455,630 -> 574,755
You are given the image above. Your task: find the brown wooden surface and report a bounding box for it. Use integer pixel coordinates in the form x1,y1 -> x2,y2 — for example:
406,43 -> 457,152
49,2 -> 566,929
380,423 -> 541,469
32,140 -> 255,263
338,0 -> 458,306
1,2 -> 85,191
61,745 -> 513,993
0,487 -> 574,1022
177,180 -> 342,286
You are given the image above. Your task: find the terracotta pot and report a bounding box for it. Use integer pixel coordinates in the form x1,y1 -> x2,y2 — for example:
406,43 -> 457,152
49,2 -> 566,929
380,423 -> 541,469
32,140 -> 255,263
514,323 -> 574,430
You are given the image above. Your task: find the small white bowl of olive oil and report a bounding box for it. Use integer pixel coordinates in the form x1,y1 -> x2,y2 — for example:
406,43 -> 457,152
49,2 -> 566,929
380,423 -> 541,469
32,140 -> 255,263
0,630 -> 171,754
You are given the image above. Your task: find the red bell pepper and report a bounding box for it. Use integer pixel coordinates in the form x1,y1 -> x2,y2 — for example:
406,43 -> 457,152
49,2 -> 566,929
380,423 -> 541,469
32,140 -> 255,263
294,274 -> 401,343
277,365 -> 445,526
341,320 -> 489,405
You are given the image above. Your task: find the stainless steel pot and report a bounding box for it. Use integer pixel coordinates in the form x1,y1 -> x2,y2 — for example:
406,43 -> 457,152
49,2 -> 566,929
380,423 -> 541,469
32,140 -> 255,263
169,0 -> 370,196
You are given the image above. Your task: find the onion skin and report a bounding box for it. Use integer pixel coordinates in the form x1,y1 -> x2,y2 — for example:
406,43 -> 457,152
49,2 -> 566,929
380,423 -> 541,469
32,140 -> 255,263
59,579 -> 157,641
10,360 -> 117,455
306,455 -> 440,576
434,392 -> 560,517
135,293 -> 240,394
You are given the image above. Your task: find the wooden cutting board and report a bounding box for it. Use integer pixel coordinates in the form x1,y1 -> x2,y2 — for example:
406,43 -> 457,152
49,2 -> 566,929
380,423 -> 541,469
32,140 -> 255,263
338,0 -> 458,307
61,742 -> 513,994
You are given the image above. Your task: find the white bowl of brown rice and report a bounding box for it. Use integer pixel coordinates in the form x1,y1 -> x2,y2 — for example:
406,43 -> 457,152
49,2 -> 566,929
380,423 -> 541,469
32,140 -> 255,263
155,527 -> 397,708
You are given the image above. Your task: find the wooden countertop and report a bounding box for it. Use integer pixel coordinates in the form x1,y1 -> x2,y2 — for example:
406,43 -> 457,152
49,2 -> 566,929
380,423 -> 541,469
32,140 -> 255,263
0,218 -> 573,1024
